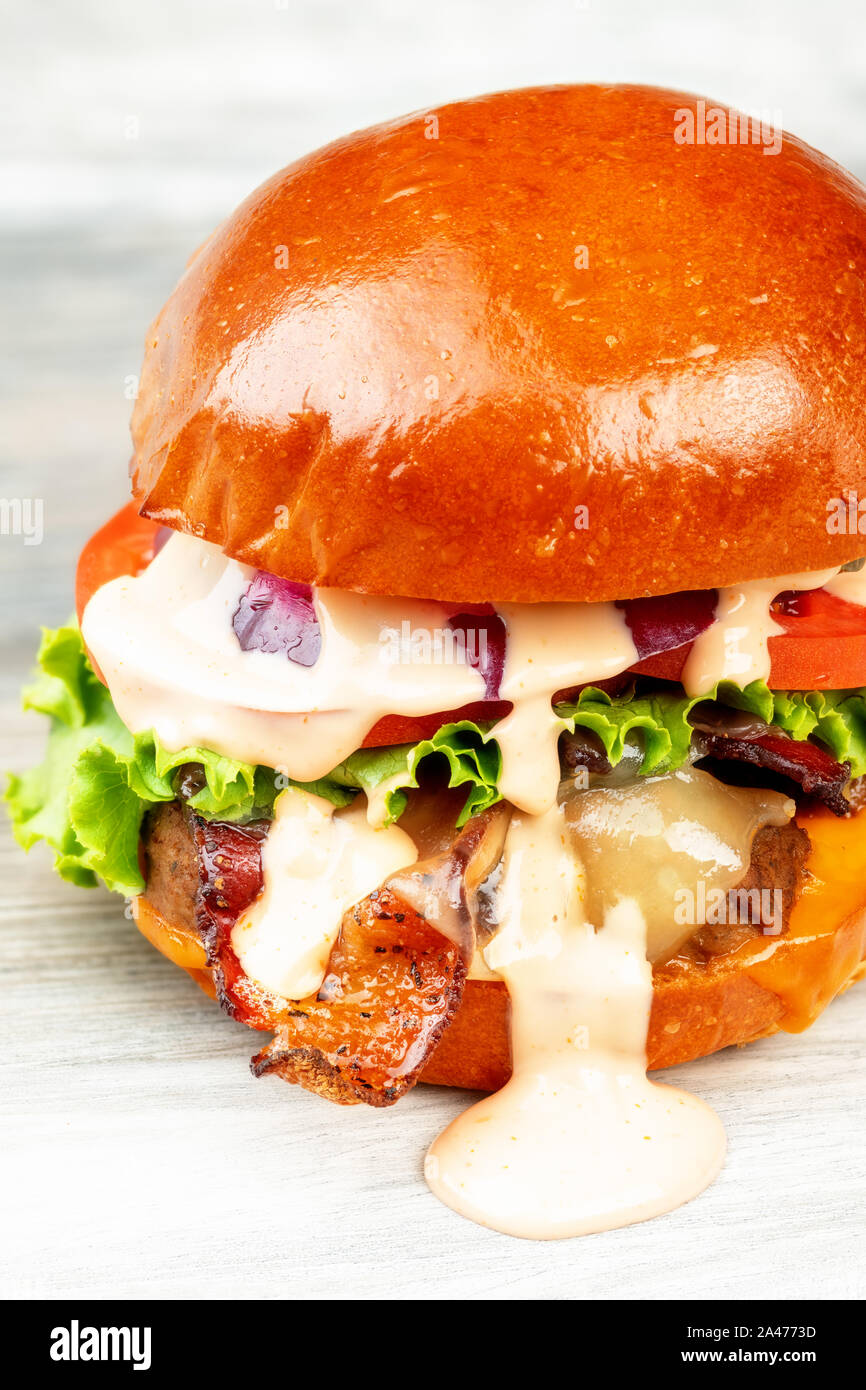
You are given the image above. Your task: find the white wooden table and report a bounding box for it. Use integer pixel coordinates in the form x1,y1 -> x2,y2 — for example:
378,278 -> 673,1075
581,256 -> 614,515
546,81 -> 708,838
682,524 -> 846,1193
2,0 -> 865,1301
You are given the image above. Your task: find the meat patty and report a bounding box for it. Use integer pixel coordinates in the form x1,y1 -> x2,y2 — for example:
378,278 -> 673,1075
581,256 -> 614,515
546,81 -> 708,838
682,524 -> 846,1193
682,820 -> 810,962
141,801 -> 199,933
141,798 -> 812,967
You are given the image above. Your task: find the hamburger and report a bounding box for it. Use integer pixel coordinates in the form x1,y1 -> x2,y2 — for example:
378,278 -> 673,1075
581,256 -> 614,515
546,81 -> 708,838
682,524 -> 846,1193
10,83 -> 866,1239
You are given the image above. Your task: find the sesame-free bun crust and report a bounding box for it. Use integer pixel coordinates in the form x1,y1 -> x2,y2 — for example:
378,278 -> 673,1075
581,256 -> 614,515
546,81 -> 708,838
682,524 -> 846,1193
423,925 -> 866,1090
131,84 -> 866,603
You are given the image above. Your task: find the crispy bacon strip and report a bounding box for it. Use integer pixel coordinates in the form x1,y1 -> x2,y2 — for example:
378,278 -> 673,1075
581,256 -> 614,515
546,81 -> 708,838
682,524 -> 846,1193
189,803 -> 508,1106
696,733 -> 851,816
188,812 -> 283,1029
252,888 -> 466,1106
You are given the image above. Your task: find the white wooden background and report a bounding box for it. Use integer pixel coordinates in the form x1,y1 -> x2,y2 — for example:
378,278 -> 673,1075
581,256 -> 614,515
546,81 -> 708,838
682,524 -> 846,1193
2,0 -> 865,1301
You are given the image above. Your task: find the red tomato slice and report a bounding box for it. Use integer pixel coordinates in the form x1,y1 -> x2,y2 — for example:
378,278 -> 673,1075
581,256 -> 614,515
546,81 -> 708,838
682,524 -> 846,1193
75,501 -> 162,625
76,502 -> 163,684
633,587 -> 866,690
769,588 -> 866,688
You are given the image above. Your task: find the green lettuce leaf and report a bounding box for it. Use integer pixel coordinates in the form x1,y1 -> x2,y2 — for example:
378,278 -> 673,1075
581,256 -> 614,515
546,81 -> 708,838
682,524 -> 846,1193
313,721 -> 502,826
5,628 -> 501,894
556,681 -> 866,777
8,626 -> 866,900
6,626 -> 284,895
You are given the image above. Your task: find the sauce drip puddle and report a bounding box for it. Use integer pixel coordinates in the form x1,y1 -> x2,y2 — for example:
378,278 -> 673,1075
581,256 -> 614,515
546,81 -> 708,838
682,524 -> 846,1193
424,805 -> 727,1239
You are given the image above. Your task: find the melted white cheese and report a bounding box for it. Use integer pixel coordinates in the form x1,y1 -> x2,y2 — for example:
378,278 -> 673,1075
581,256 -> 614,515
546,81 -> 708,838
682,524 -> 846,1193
562,767 -> 794,961
231,788 -> 417,999
424,806 -> 727,1239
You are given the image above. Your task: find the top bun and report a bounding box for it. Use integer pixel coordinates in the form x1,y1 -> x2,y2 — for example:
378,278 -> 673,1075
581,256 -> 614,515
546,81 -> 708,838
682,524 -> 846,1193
131,84 -> 866,603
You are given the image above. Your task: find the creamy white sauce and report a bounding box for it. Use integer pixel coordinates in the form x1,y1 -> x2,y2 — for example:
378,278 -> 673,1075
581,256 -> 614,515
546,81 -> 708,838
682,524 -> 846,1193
495,601 -> 637,814
82,533 -> 847,817
825,566 -> 866,606
82,533 -> 640,816
682,569 -> 839,695
424,806 -> 727,1239
82,534 -> 485,783
363,770 -> 412,827
231,788 -> 417,999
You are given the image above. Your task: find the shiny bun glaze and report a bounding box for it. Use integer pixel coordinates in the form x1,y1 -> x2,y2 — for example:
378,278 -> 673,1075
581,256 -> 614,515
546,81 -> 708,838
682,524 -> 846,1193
131,84 -> 866,603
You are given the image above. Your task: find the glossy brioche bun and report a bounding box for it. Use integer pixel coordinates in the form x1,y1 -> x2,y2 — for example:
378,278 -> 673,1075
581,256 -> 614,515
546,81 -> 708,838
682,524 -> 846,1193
130,83 -> 866,604
133,806 -> 866,1091
425,926 -> 866,1090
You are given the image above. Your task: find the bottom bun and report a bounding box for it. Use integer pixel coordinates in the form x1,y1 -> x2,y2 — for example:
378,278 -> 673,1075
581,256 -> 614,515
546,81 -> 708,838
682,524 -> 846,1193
134,804 -> 866,1092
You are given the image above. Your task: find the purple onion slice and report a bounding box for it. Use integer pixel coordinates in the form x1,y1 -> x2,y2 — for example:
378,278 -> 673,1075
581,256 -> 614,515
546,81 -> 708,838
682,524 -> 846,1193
445,609 -> 506,699
617,590 -> 718,661
233,572 -> 322,666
